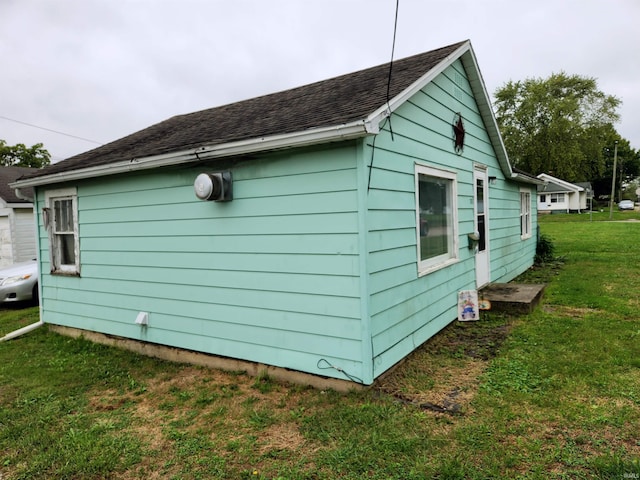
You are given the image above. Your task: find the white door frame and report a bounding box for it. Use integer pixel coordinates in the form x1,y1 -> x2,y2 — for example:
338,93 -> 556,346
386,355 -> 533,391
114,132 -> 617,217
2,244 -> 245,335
474,166 -> 490,287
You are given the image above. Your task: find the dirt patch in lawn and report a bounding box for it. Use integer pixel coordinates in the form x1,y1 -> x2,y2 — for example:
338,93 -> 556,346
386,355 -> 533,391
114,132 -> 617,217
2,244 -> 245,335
376,318 -> 513,416
88,366 -> 321,478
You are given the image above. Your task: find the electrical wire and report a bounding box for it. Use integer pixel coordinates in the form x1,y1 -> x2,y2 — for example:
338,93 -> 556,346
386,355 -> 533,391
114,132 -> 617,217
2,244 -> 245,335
0,115 -> 103,145
368,0 -> 400,193
385,0 -> 400,141
317,359 -> 363,384
367,116 -> 390,193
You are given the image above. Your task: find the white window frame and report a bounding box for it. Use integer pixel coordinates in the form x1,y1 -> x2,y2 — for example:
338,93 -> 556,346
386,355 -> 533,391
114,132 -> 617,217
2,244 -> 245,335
45,187 -> 80,275
520,188 -> 532,239
415,163 -> 459,276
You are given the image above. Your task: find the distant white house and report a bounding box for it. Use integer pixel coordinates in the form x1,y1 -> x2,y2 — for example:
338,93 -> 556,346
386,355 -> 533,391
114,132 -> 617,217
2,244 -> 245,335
537,173 -> 592,213
0,167 -> 36,267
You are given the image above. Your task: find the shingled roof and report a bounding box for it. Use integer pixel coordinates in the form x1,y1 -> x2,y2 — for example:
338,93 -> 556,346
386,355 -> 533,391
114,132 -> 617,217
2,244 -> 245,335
0,167 -> 35,202
18,41 -> 467,183
537,173 -> 585,193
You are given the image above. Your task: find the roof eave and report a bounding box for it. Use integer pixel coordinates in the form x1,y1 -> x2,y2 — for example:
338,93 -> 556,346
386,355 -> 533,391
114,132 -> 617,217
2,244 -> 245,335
511,173 -> 546,185
11,121 -> 372,189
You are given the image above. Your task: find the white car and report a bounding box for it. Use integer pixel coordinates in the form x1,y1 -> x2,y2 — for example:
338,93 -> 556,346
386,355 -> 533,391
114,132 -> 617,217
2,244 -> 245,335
0,260 -> 38,304
618,200 -> 635,211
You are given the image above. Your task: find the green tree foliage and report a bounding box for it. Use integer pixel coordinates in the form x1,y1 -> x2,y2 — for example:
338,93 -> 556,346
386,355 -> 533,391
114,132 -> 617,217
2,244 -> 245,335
592,138 -> 640,201
0,139 -> 51,168
494,72 -> 621,182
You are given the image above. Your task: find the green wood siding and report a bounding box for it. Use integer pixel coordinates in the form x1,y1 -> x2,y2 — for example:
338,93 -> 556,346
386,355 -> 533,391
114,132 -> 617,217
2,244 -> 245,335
37,144 -> 365,382
365,61 -> 536,378
488,185 -> 537,282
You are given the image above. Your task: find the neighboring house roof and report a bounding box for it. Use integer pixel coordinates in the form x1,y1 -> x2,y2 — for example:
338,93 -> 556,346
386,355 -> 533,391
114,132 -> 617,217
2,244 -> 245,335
575,182 -> 594,197
539,183 -> 574,194
537,173 -> 585,194
0,167 -> 35,203
13,40 -> 537,189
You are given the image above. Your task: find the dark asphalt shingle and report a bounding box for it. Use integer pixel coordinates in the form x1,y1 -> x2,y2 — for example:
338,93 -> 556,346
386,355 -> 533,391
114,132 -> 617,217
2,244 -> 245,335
20,41 -> 466,181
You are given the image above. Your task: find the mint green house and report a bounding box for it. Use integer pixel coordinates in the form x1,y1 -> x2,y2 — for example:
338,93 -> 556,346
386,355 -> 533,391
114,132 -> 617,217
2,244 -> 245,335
13,41 -> 539,386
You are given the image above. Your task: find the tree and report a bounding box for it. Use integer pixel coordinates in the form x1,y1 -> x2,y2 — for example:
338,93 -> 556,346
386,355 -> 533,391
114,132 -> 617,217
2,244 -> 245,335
591,138 -> 640,201
0,140 -> 51,168
494,72 -> 621,182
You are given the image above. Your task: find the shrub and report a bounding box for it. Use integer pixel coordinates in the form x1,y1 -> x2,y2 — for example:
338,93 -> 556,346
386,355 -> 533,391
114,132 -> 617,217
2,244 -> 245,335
535,233 -> 555,264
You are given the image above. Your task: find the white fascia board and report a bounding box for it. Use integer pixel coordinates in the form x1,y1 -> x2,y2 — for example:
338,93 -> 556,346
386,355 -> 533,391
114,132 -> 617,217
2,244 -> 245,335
11,121 -> 371,189
196,120 -> 373,157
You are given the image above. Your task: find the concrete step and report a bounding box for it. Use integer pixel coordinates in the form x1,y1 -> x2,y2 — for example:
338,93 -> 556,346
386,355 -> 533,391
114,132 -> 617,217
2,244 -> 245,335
479,283 -> 546,315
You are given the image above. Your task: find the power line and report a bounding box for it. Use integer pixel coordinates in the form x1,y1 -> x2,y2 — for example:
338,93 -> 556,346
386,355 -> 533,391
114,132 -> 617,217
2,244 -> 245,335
0,115 -> 103,145
385,0 -> 400,142
369,0 -> 400,193
386,0 -> 400,108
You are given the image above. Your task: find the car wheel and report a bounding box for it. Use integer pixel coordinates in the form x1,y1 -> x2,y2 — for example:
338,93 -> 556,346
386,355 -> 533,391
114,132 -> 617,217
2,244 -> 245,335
32,284 -> 39,304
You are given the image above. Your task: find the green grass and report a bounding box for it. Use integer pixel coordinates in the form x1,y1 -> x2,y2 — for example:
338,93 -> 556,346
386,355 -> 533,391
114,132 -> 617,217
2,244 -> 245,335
1,214 -> 640,478
539,209 -> 640,222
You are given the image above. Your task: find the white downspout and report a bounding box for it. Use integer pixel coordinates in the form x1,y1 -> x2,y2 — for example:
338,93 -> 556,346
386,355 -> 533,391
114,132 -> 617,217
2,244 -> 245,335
1,184 -> 44,343
0,320 -> 44,342
14,187 -> 34,203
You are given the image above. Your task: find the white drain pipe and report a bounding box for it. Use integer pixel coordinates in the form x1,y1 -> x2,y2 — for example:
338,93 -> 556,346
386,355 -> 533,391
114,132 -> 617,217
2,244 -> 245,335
0,321 -> 44,342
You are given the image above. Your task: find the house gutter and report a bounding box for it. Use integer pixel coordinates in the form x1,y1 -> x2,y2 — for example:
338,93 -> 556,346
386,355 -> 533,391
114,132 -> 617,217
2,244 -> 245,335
10,121 -> 375,189
0,320 -> 44,342
510,173 -> 546,186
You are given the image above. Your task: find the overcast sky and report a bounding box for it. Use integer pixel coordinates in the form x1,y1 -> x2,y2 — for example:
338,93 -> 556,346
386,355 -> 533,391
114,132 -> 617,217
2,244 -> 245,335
2,0 -> 639,164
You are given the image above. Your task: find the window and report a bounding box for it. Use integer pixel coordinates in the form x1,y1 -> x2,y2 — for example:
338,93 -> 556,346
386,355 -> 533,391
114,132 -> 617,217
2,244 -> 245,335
520,189 -> 532,238
415,164 -> 458,274
45,188 -> 80,275
550,193 -> 564,203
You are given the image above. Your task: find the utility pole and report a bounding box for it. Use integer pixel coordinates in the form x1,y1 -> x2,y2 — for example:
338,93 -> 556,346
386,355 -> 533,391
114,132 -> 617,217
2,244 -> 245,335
608,140 -> 619,220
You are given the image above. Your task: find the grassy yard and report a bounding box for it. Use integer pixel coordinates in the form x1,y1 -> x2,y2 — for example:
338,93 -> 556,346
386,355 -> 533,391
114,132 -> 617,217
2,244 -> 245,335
1,214 -> 640,479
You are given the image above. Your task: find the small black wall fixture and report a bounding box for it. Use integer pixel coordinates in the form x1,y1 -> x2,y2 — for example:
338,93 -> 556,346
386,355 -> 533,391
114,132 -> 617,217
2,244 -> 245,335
452,112 -> 465,154
468,231 -> 480,251
194,171 -> 233,202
